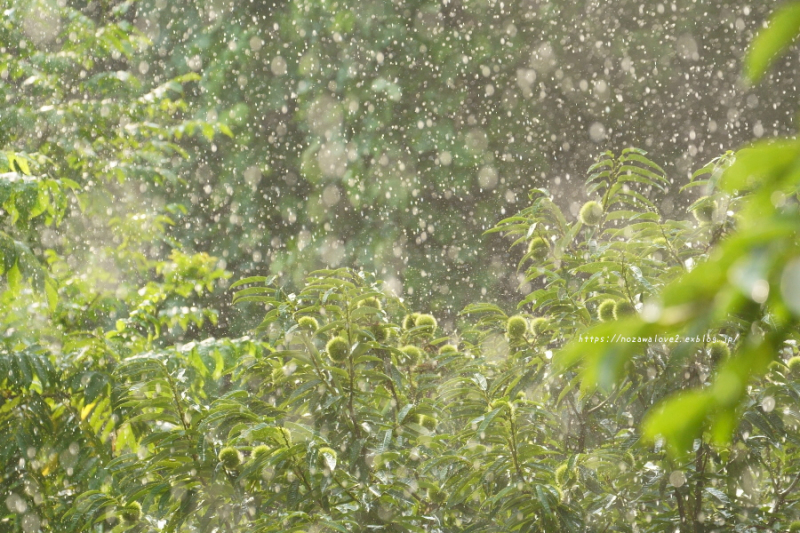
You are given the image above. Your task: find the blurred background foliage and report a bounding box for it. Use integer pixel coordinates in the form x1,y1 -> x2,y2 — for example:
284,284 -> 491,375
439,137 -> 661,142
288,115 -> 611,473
4,0 -> 796,336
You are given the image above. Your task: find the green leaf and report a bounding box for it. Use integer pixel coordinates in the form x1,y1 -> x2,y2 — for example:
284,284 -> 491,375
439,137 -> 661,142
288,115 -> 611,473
722,139 -> 800,192
230,275 -> 272,289
746,3 -> 800,83
570,262 -> 620,275
7,153 -> 31,175
477,407 -> 504,434
232,286 -> 274,299
45,278 -> 58,312
219,124 -> 234,138
536,485 -> 552,515
459,303 -> 507,317
233,295 -> 277,304
621,152 -> 666,175
642,390 -> 713,457
7,261 -> 21,291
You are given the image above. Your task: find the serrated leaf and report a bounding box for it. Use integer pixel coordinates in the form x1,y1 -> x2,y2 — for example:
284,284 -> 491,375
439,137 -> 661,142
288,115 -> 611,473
230,275 -> 271,289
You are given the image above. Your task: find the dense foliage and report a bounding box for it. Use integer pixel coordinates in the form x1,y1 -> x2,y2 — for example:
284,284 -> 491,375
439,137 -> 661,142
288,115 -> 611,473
4,143 -> 800,532
3,0 -> 800,532
135,0 -> 797,317
4,0 -> 794,320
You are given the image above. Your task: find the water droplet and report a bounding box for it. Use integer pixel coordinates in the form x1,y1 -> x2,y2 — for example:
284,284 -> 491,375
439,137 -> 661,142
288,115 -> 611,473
589,122 -> 607,142
669,470 -> 685,488
761,396 -> 775,413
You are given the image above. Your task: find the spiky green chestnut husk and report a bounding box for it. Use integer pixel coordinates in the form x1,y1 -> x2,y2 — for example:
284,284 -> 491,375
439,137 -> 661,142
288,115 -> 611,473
489,399 -> 509,412
693,197 -> 715,223
317,447 -> 338,468
613,301 -> 636,319
266,427 -> 292,447
789,520 -> 800,532
326,336 -> 349,362
357,296 -> 382,310
403,313 -> 420,330
579,201 -> 604,226
276,427 -> 292,447
415,314 -> 437,333
597,299 -> 616,322
554,464 -> 569,485
787,356 -> 800,376
251,445 -> 271,460
528,237 -> 550,260
219,446 -> 242,469
555,464 -> 577,486
708,341 -> 730,364
400,345 -> 422,365
297,316 -> 319,331
369,323 -> 388,342
506,315 -> 527,339
121,502 -> 142,524
438,344 -> 458,355
530,317 -> 549,336
415,414 -> 437,431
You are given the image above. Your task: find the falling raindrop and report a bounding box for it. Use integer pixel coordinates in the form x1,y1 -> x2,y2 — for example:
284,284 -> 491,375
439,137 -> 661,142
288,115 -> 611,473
761,396 -> 776,413
669,471 -> 686,488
